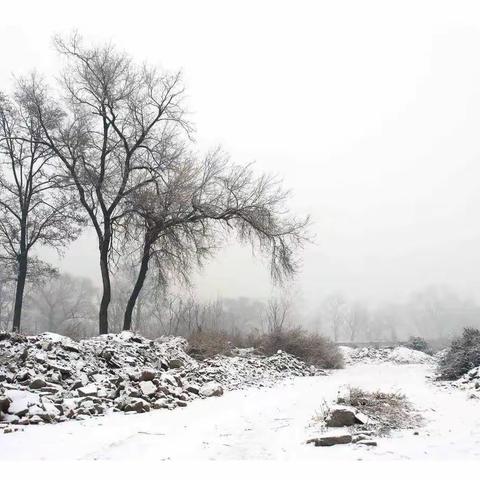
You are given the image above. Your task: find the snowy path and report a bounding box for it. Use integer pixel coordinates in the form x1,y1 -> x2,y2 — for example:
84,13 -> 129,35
1,363 -> 480,460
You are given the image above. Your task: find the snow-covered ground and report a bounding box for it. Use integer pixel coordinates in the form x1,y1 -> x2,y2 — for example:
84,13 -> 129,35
1,362 -> 479,461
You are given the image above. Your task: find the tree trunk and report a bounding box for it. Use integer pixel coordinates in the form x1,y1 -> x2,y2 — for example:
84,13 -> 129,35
123,239 -> 152,331
12,253 -> 28,332
98,240 -> 111,335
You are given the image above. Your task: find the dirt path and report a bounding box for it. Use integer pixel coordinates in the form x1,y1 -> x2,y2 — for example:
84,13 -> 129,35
1,363 -> 479,460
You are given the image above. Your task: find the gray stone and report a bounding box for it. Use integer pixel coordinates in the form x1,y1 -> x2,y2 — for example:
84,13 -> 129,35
307,434 -> 353,447
29,378 -> 47,389
325,407 -> 357,427
0,396 -> 11,413
169,358 -> 184,369
199,382 -> 224,398
140,369 -> 156,381
78,384 -> 98,397
139,381 -> 156,396
357,439 -> 377,446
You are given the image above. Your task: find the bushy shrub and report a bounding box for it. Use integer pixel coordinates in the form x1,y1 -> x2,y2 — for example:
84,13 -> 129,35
406,336 -> 432,354
258,327 -> 344,369
186,329 -> 233,359
437,328 -> 480,380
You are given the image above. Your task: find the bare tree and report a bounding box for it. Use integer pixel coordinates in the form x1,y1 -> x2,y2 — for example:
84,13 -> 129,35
17,34 -> 188,333
0,93 -> 81,331
345,301 -> 369,342
120,151 -> 309,331
25,273 -> 96,337
264,296 -> 291,334
321,293 -> 347,342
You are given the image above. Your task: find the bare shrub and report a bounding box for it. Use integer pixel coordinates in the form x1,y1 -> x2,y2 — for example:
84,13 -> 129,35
186,329 -> 233,359
437,327 -> 480,380
258,327 -> 344,368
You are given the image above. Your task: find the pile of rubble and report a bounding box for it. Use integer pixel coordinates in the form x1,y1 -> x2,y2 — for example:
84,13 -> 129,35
0,331 -> 323,429
339,345 -> 433,365
453,366 -> 480,398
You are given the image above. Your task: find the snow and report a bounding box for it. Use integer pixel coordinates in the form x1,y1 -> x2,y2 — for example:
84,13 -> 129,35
387,346 -> 432,364
1,363 -> 479,460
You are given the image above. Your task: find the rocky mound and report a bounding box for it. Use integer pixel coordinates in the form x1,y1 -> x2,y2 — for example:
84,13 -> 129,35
0,331 -> 323,429
339,345 -> 433,365
453,366 -> 480,398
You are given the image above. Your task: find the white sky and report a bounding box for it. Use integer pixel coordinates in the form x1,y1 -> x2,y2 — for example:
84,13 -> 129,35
2,0 -> 480,309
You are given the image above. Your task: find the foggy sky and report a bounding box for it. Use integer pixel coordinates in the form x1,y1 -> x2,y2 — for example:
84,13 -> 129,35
2,0 -> 480,310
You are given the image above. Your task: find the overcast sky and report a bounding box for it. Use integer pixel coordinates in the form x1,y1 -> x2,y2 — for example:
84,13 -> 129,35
2,0 -> 480,309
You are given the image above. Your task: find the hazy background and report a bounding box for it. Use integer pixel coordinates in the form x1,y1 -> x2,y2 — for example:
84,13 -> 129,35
2,0 -> 480,314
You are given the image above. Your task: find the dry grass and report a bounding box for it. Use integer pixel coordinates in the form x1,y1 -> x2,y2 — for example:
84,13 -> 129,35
338,387 -> 423,432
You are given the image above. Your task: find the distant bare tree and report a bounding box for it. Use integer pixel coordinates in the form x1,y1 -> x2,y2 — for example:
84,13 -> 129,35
321,293 -> 347,342
264,296 -> 291,334
0,93 -> 81,332
345,301 -> 369,342
0,269 -> 14,331
25,273 -> 96,337
120,151 -> 309,330
17,34 -> 188,334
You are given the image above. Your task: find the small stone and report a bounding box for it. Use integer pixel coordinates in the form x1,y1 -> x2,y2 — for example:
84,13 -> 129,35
0,396 -> 11,413
29,378 -> 47,389
199,382 -> 223,398
357,440 -> 377,446
169,359 -> 184,369
140,369 -> 156,381
78,384 -> 98,397
139,381 -> 156,397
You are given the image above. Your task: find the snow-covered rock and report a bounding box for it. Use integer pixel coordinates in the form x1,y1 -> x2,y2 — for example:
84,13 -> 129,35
199,382 -> 224,398
0,330 -> 324,426
340,345 -> 432,365
388,347 -> 432,364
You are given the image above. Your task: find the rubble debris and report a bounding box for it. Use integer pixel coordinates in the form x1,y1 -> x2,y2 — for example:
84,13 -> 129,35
339,345 -> 433,366
453,365 -> 480,395
0,330 -> 325,428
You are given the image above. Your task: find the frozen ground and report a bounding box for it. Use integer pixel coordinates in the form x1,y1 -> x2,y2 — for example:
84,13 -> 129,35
1,363 -> 479,460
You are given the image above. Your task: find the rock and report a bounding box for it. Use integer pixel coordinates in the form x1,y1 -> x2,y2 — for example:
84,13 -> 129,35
199,382 -> 224,398
6,390 -> 40,417
0,396 -> 11,413
325,407 -> 357,427
352,434 -> 371,443
139,381 -> 156,396
140,369 -> 156,381
29,378 -> 47,389
186,385 -> 200,395
152,398 -> 169,409
353,411 -> 371,425
357,440 -> 377,446
169,358 -> 184,369
77,384 -> 98,397
123,398 -> 151,413
307,434 -> 353,447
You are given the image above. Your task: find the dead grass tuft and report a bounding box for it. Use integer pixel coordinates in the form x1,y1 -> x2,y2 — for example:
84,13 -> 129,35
338,386 -> 423,433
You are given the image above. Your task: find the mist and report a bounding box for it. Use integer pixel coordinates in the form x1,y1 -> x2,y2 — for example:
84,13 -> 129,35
2,0 -> 480,341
